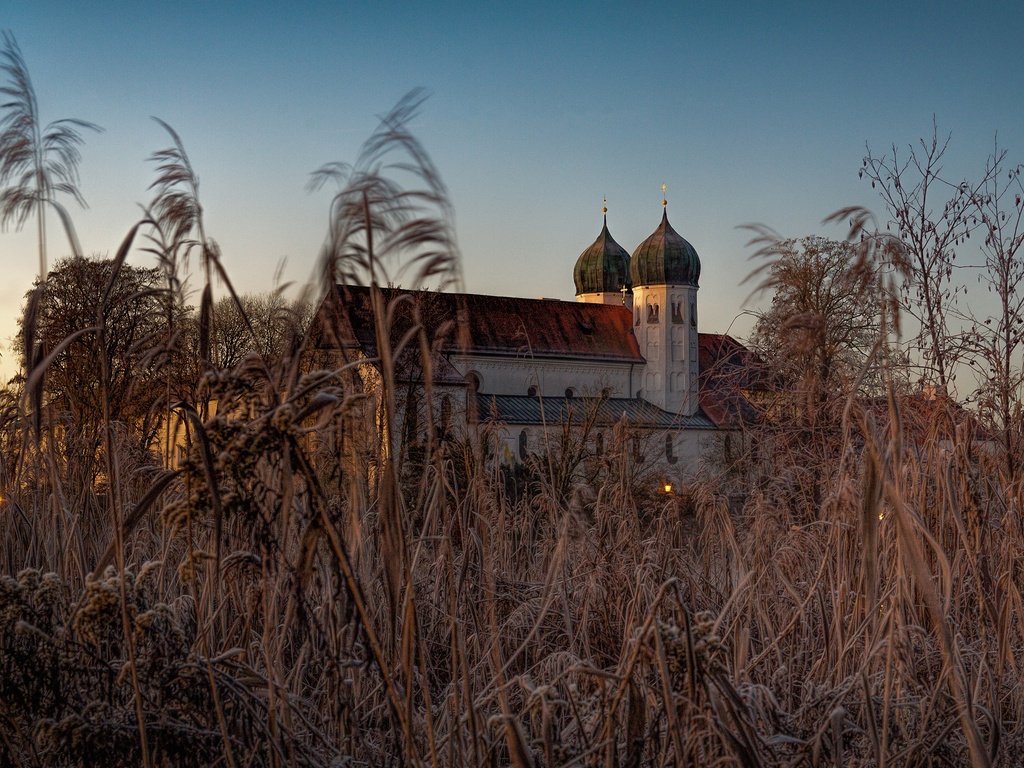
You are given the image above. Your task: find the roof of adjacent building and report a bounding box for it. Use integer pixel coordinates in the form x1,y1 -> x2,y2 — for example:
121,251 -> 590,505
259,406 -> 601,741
573,216 -> 632,295
698,333 -> 763,428
319,285 -> 645,362
477,394 -> 717,430
862,389 -> 992,446
631,208 -> 702,287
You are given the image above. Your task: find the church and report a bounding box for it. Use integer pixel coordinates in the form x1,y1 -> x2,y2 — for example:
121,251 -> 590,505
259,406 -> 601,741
315,197 -> 753,481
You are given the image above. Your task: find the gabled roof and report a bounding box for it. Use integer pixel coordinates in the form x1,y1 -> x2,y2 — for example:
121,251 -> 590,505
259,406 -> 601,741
317,285 -> 644,363
862,389 -> 992,446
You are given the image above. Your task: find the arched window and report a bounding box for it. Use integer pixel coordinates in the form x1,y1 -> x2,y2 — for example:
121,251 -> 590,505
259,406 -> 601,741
465,371 -> 482,421
665,434 -> 677,464
438,394 -> 452,437
527,385 -> 538,397
690,301 -> 697,327
518,429 -> 528,461
564,387 -> 576,399
403,393 -> 419,446
595,431 -> 604,456
632,435 -> 644,463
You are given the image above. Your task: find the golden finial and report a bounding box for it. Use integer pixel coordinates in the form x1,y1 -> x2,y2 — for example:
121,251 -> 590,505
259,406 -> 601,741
661,182 -> 668,207
602,195 -> 608,216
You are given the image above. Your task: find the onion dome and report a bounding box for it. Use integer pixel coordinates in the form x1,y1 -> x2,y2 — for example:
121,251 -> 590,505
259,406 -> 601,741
573,214 -> 632,295
630,208 -> 701,287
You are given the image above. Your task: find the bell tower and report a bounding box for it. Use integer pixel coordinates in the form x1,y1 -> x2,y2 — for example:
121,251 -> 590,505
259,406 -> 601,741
630,188 -> 701,415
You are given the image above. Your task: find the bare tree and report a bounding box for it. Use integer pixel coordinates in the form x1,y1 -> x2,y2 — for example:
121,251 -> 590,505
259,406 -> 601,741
862,122 -> 994,391
750,236 -> 881,426
209,292 -> 312,369
960,144 -> 1024,481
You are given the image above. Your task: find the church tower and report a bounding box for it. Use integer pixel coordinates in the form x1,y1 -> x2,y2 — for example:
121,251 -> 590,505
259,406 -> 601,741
573,200 -> 633,308
630,192 -> 701,415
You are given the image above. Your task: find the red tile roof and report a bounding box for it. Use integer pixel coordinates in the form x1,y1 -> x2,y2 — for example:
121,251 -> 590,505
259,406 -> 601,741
698,333 -> 762,428
318,286 -> 645,363
862,390 -> 991,446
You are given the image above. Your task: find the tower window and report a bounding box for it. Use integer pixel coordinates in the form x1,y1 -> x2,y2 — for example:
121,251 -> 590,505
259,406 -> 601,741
595,431 -> 604,456
672,301 -> 684,324
518,429 -> 528,461
665,434 -> 678,464
527,385 -> 538,397
690,302 -> 697,327
564,387 -> 576,399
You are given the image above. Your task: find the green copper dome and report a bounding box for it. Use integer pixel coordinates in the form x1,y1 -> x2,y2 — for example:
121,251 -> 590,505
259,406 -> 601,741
573,217 -> 632,295
630,209 -> 701,287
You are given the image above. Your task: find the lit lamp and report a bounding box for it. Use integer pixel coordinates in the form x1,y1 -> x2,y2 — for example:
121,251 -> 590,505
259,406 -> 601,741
663,482 -> 673,495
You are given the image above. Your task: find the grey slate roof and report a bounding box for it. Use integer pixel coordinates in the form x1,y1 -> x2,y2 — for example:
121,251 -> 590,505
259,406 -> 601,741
477,394 -> 717,429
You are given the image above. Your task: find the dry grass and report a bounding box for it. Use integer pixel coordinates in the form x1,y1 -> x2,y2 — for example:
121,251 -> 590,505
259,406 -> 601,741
0,96 -> 1022,768
5,363 -> 1021,767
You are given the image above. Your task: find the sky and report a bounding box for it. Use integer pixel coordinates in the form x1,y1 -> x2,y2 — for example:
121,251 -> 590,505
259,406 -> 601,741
3,0 -> 1024,380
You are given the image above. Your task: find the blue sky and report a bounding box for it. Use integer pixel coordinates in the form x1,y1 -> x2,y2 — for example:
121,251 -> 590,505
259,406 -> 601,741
3,0 -> 1023,376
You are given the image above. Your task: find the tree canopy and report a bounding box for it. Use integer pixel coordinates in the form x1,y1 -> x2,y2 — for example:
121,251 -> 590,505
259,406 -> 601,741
19,256 -> 166,449
750,236 -> 882,423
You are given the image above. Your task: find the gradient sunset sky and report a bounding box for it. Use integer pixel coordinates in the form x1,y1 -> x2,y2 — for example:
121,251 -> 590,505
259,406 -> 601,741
3,0 -> 1023,378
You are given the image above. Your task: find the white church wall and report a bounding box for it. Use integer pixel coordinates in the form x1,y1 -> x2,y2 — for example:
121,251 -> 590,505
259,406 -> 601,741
632,283 -> 699,415
576,292 -> 633,309
451,355 -> 635,399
